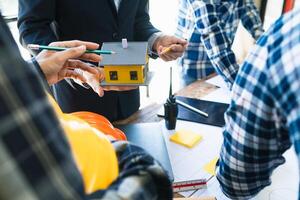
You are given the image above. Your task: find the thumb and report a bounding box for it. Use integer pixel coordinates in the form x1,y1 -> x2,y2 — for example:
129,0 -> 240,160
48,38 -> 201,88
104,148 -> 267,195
56,45 -> 86,61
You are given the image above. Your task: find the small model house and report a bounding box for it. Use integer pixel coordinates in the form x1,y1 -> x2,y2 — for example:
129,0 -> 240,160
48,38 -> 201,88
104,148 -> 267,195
100,42 -> 149,85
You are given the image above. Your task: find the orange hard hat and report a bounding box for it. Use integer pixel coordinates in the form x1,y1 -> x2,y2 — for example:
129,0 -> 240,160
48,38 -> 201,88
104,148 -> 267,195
61,114 -> 119,194
46,93 -> 119,194
71,111 -> 127,141
72,111 -> 112,126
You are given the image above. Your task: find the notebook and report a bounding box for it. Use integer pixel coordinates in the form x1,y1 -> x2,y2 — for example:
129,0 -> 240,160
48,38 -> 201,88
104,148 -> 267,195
116,123 -> 174,181
157,96 -> 229,127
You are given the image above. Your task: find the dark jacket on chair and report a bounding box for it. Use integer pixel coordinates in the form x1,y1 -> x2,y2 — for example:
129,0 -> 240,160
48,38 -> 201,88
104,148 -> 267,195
18,0 -> 159,121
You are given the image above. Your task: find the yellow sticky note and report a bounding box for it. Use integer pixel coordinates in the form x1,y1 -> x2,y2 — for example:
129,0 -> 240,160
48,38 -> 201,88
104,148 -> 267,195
203,157 -> 219,176
169,130 -> 203,148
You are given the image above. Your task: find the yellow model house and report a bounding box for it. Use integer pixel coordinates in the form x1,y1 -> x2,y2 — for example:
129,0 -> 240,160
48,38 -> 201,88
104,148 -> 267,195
100,42 -> 149,85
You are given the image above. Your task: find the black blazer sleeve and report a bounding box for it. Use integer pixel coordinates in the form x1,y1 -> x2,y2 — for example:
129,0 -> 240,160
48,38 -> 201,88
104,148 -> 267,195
134,0 -> 160,41
18,0 -> 57,52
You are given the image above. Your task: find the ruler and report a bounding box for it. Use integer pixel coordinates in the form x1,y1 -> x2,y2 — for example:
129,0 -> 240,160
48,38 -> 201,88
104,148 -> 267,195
173,179 -> 207,192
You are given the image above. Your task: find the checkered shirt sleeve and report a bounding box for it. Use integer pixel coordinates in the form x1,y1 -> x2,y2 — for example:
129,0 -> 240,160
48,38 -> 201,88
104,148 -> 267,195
239,0 -> 264,40
188,0 -> 242,87
216,9 -> 300,199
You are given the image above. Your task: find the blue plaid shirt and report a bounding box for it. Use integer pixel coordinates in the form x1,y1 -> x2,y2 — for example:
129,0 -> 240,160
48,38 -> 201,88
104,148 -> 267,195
0,15 -> 172,200
175,0 -> 264,87
217,9 -> 300,199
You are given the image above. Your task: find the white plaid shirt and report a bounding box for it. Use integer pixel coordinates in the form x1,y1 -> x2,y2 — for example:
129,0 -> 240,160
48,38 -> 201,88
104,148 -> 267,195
217,9 -> 300,199
176,0 -> 264,88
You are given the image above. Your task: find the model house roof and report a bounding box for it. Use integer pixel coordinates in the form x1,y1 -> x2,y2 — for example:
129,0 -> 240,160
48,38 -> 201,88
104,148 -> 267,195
99,42 -> 148,66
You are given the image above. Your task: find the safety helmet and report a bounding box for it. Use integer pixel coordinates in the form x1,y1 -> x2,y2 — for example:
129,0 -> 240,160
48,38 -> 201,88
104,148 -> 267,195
47,93 -> 119,194
72,111 -> 127,140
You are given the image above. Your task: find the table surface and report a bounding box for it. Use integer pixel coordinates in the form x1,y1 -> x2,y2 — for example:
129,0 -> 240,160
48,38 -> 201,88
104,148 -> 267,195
112,74 -> 299,199
113,74 -> 218,125
113,75 -> 218,199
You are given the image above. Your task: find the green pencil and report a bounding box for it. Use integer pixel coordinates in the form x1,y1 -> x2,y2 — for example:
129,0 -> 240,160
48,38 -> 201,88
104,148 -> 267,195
27,44 -> 116,55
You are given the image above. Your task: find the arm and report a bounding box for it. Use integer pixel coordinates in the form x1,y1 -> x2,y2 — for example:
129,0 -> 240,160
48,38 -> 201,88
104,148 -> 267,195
18,0 -> 57,52
216,36 -> 291,198
239,0 -> 264,40
89,141 -> 172,200
134,0 -> 160,41
188,0 -> 239,88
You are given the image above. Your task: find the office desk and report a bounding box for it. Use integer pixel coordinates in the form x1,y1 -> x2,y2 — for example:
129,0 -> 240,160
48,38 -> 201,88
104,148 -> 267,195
114,75 -> 299,199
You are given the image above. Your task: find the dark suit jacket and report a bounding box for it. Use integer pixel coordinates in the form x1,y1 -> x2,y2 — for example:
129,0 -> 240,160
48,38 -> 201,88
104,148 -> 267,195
18,0 -> 159,121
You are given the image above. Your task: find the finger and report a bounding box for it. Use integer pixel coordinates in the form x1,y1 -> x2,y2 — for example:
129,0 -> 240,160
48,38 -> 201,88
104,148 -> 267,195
170,37 -> 188,45
170,44 -> 186,53
98,87 -> 104,97
65,70 -> 87,83
167,54 -> 178,60
157,45 -> 166,54
89,82 -> 104,97
79,53 -> 102,63
102,86 -> 138,91
165,51 -> 180,60
159,53 -> 173,61
67,60 -> 99,75
169,52 -> 183,58
96,67 -> 105,81
50,40 -> 99,50
54,45 -> 87,62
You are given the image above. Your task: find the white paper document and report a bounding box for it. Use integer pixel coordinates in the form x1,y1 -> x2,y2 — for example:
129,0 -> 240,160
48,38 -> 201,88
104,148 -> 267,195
188,145 -> 298,200
161,120 -> 223,197
202,75 -> 231,104
205,75 -> 228,89
200,88 -> 231,104
162,119 -> 299,199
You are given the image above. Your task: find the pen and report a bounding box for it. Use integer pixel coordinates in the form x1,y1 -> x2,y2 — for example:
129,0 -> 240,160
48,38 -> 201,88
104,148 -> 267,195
27,44 -> 116,55
160,39 -> 188,55
176,99 -> 209,118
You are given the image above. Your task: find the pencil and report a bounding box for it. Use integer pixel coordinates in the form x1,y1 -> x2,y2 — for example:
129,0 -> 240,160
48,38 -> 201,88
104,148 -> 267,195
160,46 -> 173,54
27,44 -> 116,55
176,99 -> 209,118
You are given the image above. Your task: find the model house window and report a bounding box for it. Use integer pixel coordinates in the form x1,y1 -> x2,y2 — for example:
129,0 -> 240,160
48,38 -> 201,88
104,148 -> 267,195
130,71 -> 138,80
109,71 -> 118,80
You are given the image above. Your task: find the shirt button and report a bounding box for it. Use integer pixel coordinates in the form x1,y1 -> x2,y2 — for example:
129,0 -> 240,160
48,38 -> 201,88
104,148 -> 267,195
112,32 -> 119,40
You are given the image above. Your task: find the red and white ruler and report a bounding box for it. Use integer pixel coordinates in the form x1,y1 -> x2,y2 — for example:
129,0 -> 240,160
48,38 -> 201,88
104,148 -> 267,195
173,179 -> 207,192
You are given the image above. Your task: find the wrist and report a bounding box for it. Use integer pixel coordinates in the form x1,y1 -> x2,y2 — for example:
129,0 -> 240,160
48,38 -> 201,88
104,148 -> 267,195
151,33 -> 165,52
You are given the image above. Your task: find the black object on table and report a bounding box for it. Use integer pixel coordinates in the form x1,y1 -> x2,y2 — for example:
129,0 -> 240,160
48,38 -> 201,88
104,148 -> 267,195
158,96 -> 229,127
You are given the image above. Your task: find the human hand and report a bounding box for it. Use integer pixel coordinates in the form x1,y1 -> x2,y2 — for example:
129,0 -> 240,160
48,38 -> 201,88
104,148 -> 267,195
153,35 -> 187,61
73,68 -> 138,96
101,85 -> 138,92
35,40 -> 101,85
73,67 -> 106,97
